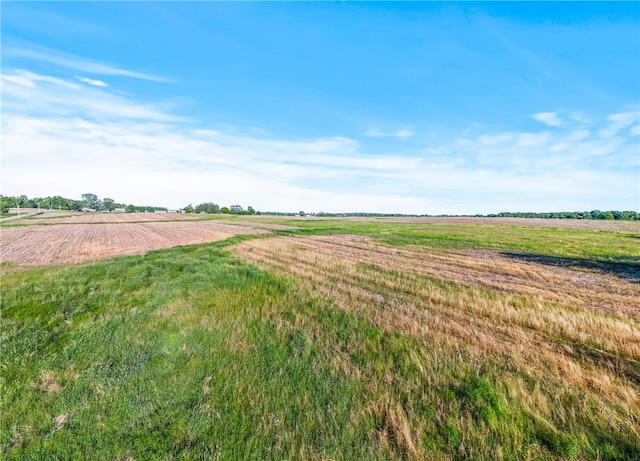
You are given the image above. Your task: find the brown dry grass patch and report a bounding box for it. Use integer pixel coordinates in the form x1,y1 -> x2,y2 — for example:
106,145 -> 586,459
34,371 -> 62,394
232,234 -> 640,429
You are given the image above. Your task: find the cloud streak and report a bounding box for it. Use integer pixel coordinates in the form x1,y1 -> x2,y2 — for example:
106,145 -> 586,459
5,45 -> 169,82
531,112 -> 563,127
2,70 -> 181,122
77,76 -> 108,87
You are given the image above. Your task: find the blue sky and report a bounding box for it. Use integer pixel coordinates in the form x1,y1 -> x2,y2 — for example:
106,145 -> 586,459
2,2 -> 638,213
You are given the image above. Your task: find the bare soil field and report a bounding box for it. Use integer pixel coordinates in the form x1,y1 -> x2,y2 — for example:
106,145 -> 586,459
15,213 -> 300,232
1,221 -> 268,266
15,212 -> 196,225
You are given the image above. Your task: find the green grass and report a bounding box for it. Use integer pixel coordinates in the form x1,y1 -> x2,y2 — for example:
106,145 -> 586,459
1,244 -> 379,459
270,218 -> 638,258
2,222 -> 639,459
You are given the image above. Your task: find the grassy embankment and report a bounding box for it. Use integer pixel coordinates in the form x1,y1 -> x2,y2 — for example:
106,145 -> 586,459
2,220 -> 639,460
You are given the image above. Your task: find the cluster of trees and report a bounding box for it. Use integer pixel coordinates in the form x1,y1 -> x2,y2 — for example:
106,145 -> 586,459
0,194 -> 166,214
183,203 -> 258,215
78,193 -> 125,212
1,194 -> 92,213
485,210 -> 639,221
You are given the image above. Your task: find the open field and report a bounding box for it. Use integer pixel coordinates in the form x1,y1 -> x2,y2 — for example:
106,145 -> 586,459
0,221 -> 268,266
1,217 -> 639,459
233,234 -> 640,319
7,211 -> 196,226
360,216 -> 640,232
259,215 -> 640,232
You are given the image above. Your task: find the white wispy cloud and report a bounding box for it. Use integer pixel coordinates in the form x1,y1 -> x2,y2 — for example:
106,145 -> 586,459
1,74 -> 36,88
2,70 -> 180,122
5,46 -> 169,82
77,76 -> 108,87
455,118 -> 638,173
531,112 -> 563,127
2,68 -> 637,213
599,111 -> 639,138
2,70 -> 79,89
365,127 -> 414,139
1,114 -> 436,212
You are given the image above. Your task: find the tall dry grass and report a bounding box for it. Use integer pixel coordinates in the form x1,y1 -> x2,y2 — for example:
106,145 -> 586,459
233,234 -> 640,457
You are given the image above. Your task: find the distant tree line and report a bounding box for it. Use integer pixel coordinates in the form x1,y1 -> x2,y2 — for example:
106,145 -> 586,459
0,194 -> 166,214
259,210 -> 640,220
2,194 -> 637,221
484,210 -> 639,221
182,203 -> 258,215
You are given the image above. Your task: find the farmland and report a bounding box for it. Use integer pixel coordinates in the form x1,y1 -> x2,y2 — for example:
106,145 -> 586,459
1,221 -> 267,266
1,215 -> 639,460
0,213 -> 291,266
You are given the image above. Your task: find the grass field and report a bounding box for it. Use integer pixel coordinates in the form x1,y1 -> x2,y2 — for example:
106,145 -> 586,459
1,216 -> 639,460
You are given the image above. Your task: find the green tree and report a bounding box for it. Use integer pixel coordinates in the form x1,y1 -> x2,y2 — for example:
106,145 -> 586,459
49,196 -> 70,210
82,193 -> 101,210
621,211 -> 639,220
229,205 -> 243,214
103,198 -> 116,211
0,195 -> 13,213
220,206 -> 230,214
126,204 -> 137,213
195,202 -> 220,214
183,204 -> 194,213
247,206 -> 256,215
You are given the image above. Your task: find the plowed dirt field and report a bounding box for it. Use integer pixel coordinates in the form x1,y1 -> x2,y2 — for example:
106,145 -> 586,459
1,221 -> 268,266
